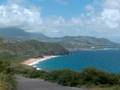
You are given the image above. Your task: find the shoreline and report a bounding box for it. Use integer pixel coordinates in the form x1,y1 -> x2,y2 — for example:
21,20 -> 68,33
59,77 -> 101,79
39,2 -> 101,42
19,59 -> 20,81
22,55 -> 59,70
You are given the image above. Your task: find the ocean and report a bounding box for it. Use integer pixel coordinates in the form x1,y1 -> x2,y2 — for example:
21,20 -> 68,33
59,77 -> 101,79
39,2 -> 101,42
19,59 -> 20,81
35,50 -> 120,73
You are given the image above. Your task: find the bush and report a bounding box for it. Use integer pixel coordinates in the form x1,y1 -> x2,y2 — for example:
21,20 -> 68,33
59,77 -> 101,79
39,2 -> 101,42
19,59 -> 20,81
42,68 -> 120,87
14,64 -> 49,79
45,69 -> 80,86
79,68 -> 120,86
0,61 -> 16,90
14,65 -> 120,88
0,73 -> 16,90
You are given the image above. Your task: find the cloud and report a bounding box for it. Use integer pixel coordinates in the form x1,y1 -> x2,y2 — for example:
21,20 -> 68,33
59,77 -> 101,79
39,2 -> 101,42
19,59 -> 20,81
0,1 -> 42,28
0,0 -> 120,42
104,0 -> 120,9
101,0 -> 120,29
101,8 -> 120,28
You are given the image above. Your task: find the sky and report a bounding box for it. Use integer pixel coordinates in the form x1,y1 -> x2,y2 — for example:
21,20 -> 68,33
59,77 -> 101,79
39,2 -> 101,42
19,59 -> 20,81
0,0 -> 120,42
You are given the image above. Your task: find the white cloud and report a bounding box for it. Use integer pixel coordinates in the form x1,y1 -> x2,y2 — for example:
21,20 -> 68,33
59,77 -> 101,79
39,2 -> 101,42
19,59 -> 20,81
105,0 -> 120,9
100,0 -> 120,29
0,0 -> 120,42
0,2 -> 42,27
101,8 -> 120,28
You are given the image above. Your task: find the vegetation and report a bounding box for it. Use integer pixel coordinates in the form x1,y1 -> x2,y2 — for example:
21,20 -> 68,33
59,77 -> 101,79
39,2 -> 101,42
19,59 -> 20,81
0,61 -> 119,90
0,27 -> 120,51
89,86 -> 120,90
0,61 -> 16,90
0,38 -> 68,64
0,37 -> 120,90
15,66 -> 120,88
0,38 -> 68,90
0,60 -> 120,90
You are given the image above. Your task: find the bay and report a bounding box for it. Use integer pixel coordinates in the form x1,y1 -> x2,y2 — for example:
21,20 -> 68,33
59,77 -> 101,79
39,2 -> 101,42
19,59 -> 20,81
35,50 -> 120,73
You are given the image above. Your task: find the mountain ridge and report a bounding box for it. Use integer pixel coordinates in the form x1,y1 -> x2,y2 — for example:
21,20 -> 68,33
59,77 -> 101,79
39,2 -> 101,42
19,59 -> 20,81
0,27 -> 119,51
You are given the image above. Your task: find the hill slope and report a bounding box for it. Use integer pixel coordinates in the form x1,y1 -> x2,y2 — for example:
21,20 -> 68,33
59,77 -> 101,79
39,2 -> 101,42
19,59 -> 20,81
0,38 -> 68,61
55,36 -> 120,51
0,27 -> 119,51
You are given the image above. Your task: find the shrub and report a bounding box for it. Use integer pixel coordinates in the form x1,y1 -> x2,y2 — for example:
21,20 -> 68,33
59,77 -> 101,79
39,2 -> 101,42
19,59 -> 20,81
0,61 -> 16,90
79,68 -> 120,86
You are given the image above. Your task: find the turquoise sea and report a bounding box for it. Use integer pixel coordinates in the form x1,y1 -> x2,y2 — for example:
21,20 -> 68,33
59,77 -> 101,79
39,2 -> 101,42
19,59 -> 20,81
35,50 -> 120,73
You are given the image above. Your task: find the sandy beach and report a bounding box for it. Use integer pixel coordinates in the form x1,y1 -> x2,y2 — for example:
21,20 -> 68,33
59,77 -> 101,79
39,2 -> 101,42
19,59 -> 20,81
22,55 -> 59,70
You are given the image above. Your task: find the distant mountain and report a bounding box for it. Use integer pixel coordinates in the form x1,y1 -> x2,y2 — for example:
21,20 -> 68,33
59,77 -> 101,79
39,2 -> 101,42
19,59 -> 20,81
54,36 -> 120,51
0,27 -> 30,39
0,27 -> 120,51
0,27 -> 50,41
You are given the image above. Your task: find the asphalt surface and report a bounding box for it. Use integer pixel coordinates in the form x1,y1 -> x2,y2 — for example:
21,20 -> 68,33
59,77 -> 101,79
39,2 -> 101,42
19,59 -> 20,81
16,76 -> 85,90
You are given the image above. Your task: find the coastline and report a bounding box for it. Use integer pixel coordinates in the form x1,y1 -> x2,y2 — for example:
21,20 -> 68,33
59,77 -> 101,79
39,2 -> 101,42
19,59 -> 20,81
22,55 -> 59,70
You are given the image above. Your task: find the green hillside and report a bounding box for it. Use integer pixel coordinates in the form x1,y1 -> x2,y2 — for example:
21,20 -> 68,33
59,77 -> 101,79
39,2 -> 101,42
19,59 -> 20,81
0,38 -> 68,62
0,27 -> 120,51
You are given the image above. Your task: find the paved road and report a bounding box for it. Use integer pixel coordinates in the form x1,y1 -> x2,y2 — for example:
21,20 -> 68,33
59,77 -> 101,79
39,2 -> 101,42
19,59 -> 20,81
16,76 -> 85,90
